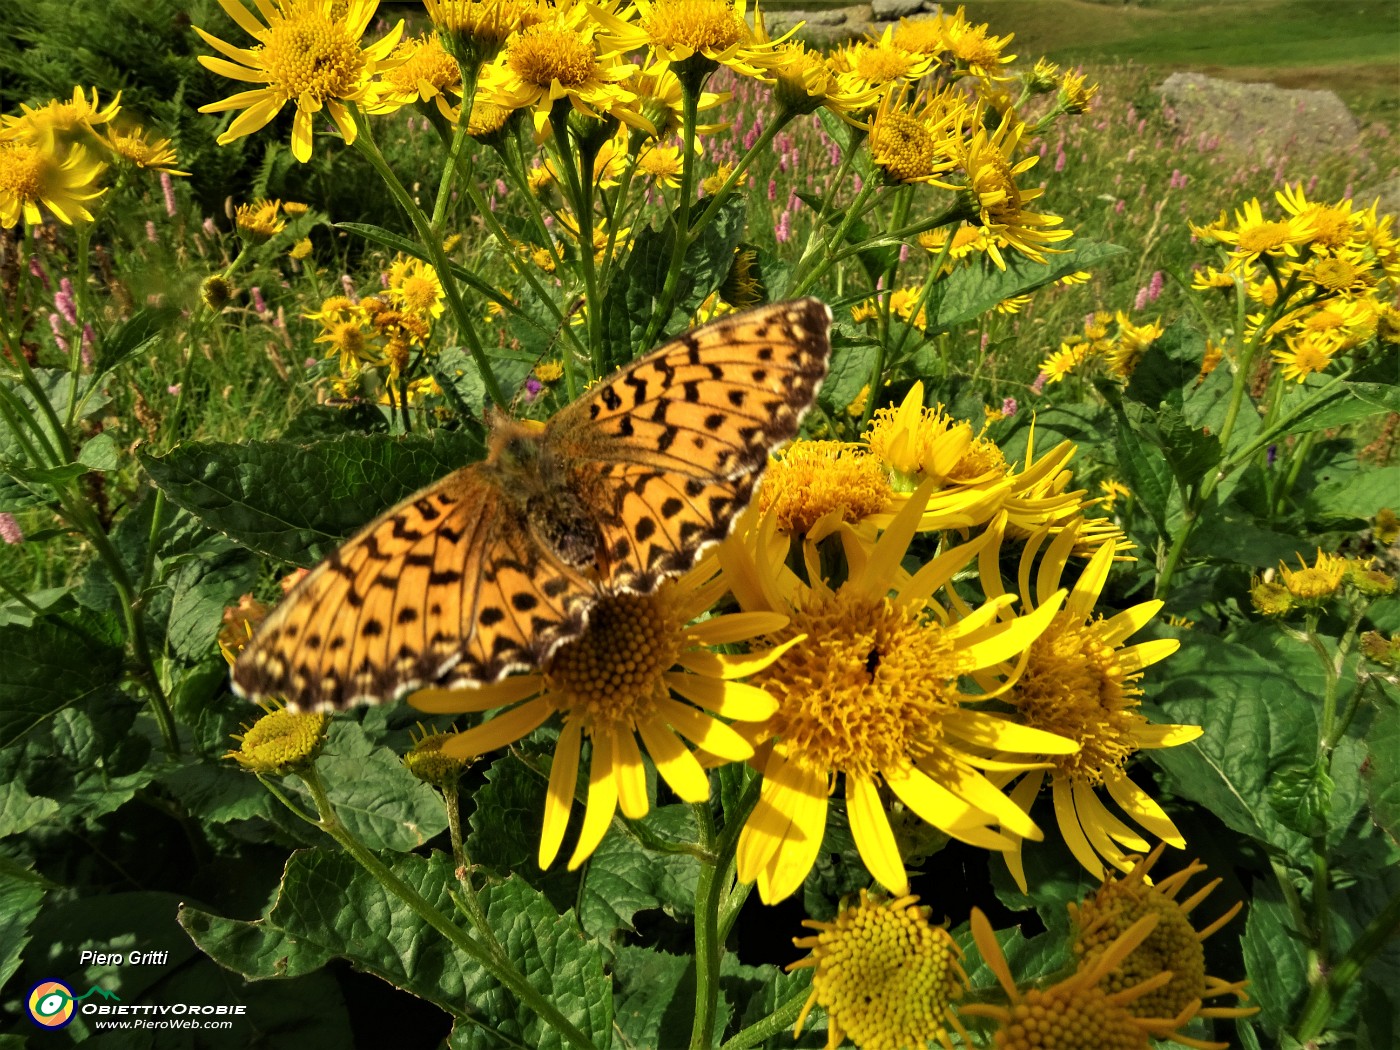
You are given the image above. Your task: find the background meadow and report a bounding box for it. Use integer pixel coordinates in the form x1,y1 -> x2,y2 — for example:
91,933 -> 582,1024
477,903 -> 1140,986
1,1 -> 1398,1048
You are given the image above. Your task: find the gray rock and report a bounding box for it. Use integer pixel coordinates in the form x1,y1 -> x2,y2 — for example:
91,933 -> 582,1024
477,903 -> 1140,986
870,0 -> 930,19
1156,72 -> 1367,172
1355,175 -> 1400,221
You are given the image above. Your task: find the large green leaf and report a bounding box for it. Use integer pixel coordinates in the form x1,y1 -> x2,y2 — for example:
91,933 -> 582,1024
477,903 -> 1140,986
0,607 -> 124,748
0,868 -> 47,990
1123,317 -> 1207,410
579,804 -> 700,943
933,240 -> 1127,332
1365,695 -> 1400,843
181,848 -> 612,1049
1240,884 -> 1309,1036
141,431 -> 486,566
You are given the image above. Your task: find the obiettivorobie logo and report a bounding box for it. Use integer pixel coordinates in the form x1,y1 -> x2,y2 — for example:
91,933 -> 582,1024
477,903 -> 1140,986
26,980 -> 120,1029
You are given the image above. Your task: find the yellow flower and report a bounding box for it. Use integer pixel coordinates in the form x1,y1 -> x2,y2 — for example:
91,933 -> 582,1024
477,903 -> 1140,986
226,703 -> 330,775
918,223 -> 991,272
828,27 -> 935,96
532,359 -> 564,382
1207,196 -> 1316,270
788,890 -> 971,1050
637,143 -> 684,188
939,9 -> 1017,80
1279,548 -> 1346,604
1106,311 -> 1164,380
289,237 -> 314,260
986,524 -> 1197,887
1058,68 -> 1099,113
402,728 -> 471,789
1069,845 -> 1260,1043
370,32 -> 463,119
596,0 -> 779,83
700,163 -> 746,196
196,0 -> 405,163
1271,331 -> 1338,382
756,440 -> 891,535
867,87 -> 964,186
0,139 -> 106,227
1,86 -> 122,147
718,245 -> 763,308
1300,252 -> 1374,295
1274,181 -> 1359,253
961,906 -> 1199,1047
100,125 -> 189,175
723,485 -> 1077,903
424,0 -> 542,69
1250,577 -> 1294,617
1039,340 -> 1090,383
753,37 -> 881,118
478,0 -> 644,136
410,557 -> 795,870
1099,478 -> 1131,513
387,255 -> 446,320
625,57 -> 729,140
954,113 -> 1072,268
235,198 -> 285,240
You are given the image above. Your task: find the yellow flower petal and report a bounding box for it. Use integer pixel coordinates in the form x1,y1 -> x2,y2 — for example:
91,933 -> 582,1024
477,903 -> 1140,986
410,673 -> 544,713
540,720 -> 583,867
847,774 -> 910,895
663,671 -> 778,720
637,714 -> 709,802
441,697 -> 552,759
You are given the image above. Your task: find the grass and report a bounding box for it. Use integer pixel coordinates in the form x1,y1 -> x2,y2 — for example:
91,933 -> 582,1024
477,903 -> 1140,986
955,0 -> 1400,119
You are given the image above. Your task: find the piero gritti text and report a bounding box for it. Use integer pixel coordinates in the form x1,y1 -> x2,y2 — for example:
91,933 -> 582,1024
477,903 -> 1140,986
79,949 -> 171,966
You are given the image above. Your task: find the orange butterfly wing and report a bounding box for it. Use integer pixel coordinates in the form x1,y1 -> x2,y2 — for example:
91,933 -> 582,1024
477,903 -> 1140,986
231,468 -> 595,709
549,298 -> 831,592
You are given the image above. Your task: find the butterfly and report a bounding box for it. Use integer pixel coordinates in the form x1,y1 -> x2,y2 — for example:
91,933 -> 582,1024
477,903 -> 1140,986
233,298 -> 833,710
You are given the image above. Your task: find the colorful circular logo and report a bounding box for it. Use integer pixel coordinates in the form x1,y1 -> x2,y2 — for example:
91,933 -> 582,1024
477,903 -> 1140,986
27,980 -> 77,1028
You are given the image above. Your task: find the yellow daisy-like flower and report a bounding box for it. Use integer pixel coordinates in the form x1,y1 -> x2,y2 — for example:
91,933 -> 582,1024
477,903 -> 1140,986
1057,68 -> 1099,113
954,113 -> 1073,268
369,32 -> 463,119
1039,340 -> 1091,383
638,143 -> 684,188
0,138 -> 106,227
1300,252 -> 1374,295
828,27 -> 936,96
235,198 -> 286,240
940,10 -> 1017,81
425,0 -> 543,69
1,86 -> 122,147
101,125 -> 190,175
387,255 -> 446,320
1274,182 -> 1358,253
984,524 -> 1197,887
757,441 -> 891,536
788,890 -> 972,1050
595,0 -> 779,83
961,906 -> 1196,1048
1069,845 -> 1259,1045
479,0 -> 644,135
753,37 -> 882,119
196,0 -> 405,163
1271,328 -> 1343,382
410,556 -> 796,869
867,87 -> 964,186
918,223 -> 991,272
226,702 -> 330,776
625,57 -> 729,141
723,485 -> 1078,903
1205,196 -> 1316,271
1106,311 -> 1164,380
1278,548 -> 1346,604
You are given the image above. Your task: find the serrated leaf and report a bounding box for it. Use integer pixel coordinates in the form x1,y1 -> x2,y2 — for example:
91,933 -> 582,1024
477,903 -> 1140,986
0,607 -> 125,747
187,848 -> 612,1049
1142,633 -> 1316,857
158,760 -> 271,825
93,306 -> 180,375
934,240 -> 1127,332
1240,885 -> 1308,1036
141,431 -> 486,566
0,868 -> 48,989
179,906 -> 336,978
818,331 -> 878,418
1281,378 -> 1400,435
1110,399 -> 1175,541
579,804 -> 700,942
0,742 -> 60,836
1267,761 -> 1333,837
610,944 -> 693,1050
77,431 -> 121,471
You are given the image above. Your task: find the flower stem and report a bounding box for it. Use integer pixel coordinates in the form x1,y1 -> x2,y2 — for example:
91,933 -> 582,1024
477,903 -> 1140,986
643,82 -> 703,351
1293,886 -> 1400,1042
689,801 -> 723,1050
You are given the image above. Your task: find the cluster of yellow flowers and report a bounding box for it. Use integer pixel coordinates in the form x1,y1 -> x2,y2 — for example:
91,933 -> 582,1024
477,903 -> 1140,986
194,0 -> 1093,274
0,87 -> 186,228
1250,544 -> 1396,617
1039,308 -> 1166,383
786,846 -> 1253,1050
1191,184 -> 1400,383
308,255 -> 447,404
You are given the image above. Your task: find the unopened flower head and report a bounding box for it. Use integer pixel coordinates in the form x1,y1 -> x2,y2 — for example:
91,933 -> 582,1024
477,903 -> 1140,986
227,704 -> 330,775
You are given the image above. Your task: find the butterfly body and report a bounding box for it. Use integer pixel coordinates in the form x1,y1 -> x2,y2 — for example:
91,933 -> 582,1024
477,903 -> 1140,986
233,298 -> 832,711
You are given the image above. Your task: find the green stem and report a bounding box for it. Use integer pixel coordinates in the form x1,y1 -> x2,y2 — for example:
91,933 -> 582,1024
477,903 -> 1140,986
688,110 -> 796,236
347,103 -> 506,409
719,986 -> 809,1050
298,767 -> 599,1050
643,82 -> 703,351
789,180 -> 881,300
1293,887 -> 1400,1042
689,802 -> 723,1050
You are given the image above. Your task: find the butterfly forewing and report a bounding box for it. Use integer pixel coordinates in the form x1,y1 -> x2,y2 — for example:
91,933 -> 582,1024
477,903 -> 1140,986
232,299 -> 832,710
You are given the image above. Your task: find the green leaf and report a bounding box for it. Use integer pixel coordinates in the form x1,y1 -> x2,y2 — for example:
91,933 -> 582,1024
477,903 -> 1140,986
187,848 -> 612,1048
1365,695 -> 1400,842
1143,633 -> 1317,858
311,721 -> 449,851
933,240 -> 1127,333
0,607 -> 125,748
279,402 -> 390,441
818,327 -> 878,418
610,944 -> 693,1050
1124,318 -> 1206,410
1302,456 -> 1400,524
141,431 -> 486,566
93,306 -> 179,376
1109,399 -> 1175,541
579,804 -> 700,942
76,431 -> 121,471
179,906 -> 336,979
1281,379 -> 1400,435
0,867 -> 47,990
956,921 -> 1069,992
1240,884 -> 1308,1036
1267,760 -> 1333,836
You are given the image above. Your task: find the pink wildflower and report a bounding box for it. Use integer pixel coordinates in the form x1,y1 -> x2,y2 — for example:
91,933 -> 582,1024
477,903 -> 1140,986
161,171 -> 178,216
0,513 -> 23,545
